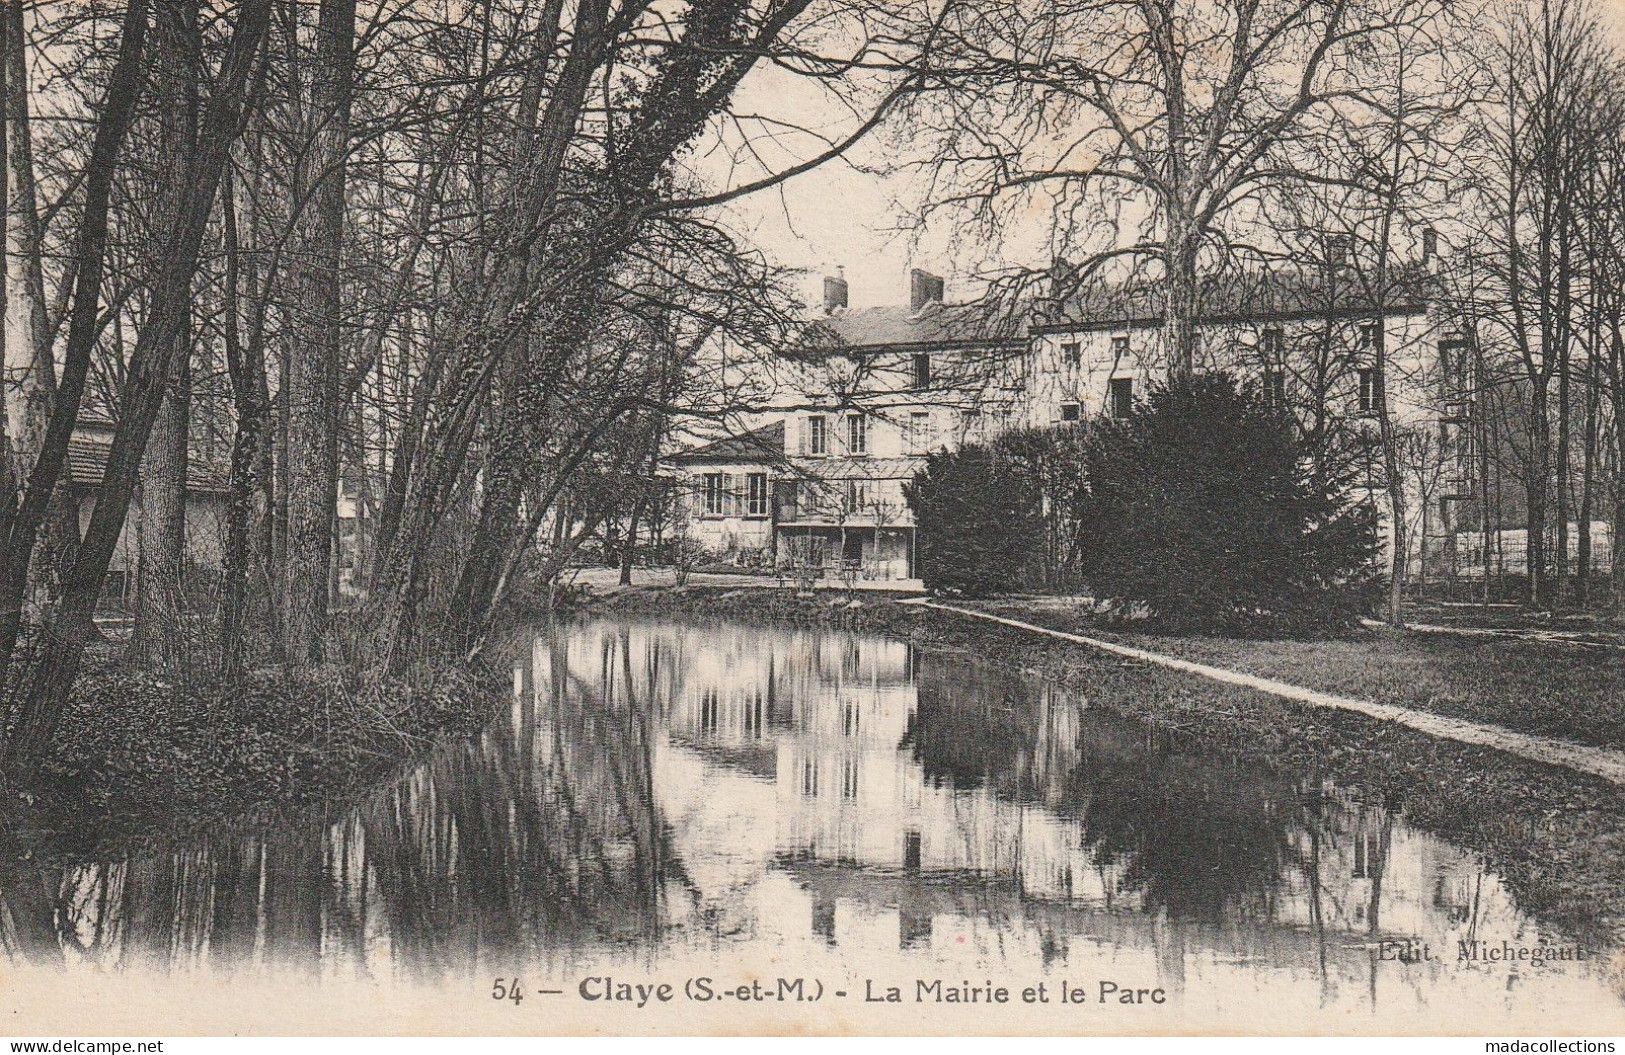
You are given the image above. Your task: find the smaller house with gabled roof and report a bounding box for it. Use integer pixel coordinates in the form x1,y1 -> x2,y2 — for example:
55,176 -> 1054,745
65,415 -> 231,608
666,420 -> 788,560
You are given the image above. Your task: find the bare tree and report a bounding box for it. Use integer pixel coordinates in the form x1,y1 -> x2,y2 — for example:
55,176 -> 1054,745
1285,0 -> 1470,624
6,0 -> 271,770
132,0 -> 202,672
2,0 -> 53,479
904,0 -> 1447,376
1459,0 -> 1611,609
0,0 -> 150,700
282,0 -> 357,663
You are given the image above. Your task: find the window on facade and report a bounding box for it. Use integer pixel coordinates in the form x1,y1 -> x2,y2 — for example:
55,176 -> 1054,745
844,479 -> 869,514
842,758 -> 860,801
1062,341 -> 1082,368
745,472 -> 769,517
703,473 -> 726,516
1264,369 -> 1286,409
806,414 -> 827,456
1110,335 -> 1130,359
776,479 -> 800,520
1361,322 -> 1380,352
1109,377 -> 1134,419
908,411 -> 931,453
1358,367 -> 1379,415
1059,402 -> 1081,422
847,413 -> 867,455
1352,833 -> 1381,879
1261,327 -> 1284,361
912,353 -> 932,389
1326,233 -> 1351,267
1439,338 -> 1469,392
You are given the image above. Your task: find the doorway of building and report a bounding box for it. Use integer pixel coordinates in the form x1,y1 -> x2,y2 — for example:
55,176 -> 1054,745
842,531 -> 867,575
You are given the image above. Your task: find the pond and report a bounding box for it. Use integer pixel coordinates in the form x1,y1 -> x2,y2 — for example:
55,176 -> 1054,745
3,616 -> 1621,1032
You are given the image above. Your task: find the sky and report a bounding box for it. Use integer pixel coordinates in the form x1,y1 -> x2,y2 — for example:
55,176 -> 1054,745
690,0 -> 1625,315
688,54 -> 981,314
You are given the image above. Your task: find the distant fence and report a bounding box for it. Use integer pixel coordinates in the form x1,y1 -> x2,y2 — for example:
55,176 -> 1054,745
1412,522 -> 1617,606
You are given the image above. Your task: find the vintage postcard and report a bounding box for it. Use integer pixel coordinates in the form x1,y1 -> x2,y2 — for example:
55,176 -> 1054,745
1,0 -> 1624,1040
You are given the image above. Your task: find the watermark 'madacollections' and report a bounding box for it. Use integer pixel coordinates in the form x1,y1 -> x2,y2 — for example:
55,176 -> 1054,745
1484,1042 -> 1617,1053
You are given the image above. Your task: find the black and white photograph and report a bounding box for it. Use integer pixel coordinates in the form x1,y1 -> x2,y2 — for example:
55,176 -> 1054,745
0,0 -> 1623,1039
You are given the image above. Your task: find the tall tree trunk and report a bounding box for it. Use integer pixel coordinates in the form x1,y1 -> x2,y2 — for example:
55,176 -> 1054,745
282,0 -> 356,664
1163,231 -> 1199,377
1,0 -> 77,624
219,172 -> 272,680
0,0 -> 149,696
1611,326 -> 1625,612
133,0 -> 199,673
620,498 -> 643,586
1576,340 -> 1597,607
1554,350 -> 1571,608
2,0 -> 51,476
1613,430 -> 1625,614
6,0 -> 270,773
1376,351 -> 1408,626
1526,386 -> 1550,608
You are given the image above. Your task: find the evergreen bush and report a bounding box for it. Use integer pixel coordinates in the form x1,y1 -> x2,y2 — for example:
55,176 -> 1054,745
905,442 -> 1046,597
1076,371 -> 1378,632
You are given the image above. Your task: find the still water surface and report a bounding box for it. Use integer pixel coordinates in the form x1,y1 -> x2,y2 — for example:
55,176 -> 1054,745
6,616 -> 1622,1028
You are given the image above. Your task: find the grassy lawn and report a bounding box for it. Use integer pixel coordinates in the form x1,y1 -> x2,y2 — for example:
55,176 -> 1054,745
975,599 -> 1625,752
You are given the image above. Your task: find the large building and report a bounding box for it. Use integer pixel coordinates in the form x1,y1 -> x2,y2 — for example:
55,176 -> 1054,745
667,250 -> 1592,590
669,269 -> 1025,582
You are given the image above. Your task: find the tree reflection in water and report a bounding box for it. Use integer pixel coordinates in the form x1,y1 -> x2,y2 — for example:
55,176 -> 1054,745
0,626 -> 673,977
910,661 -> 1292,921
907,655 -> 1477,955
0,617 -> 1571,998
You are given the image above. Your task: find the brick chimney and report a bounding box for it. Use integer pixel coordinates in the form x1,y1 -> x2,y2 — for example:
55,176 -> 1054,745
909,268 -> 945,312
823,268 -> 848,314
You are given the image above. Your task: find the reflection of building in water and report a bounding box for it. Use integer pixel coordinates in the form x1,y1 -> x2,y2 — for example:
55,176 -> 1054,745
644,616 -> 1549,979
660,623 -> 1109,903
0,616 -> 1600,1024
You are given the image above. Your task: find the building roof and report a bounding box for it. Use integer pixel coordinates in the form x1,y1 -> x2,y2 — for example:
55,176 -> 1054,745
66,433 -> 231,495
1041,264 -> 1439,333
801,300 -> 1027,353
668,421 -> 786,465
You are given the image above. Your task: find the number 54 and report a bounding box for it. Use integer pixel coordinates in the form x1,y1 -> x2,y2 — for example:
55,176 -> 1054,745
492,978 -> 524,1004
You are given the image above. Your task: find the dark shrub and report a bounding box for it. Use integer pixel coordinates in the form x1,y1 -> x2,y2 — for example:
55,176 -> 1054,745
995,425 -> 1093,592
1077,371 -> 1378,632
905,442 -> 1046,597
